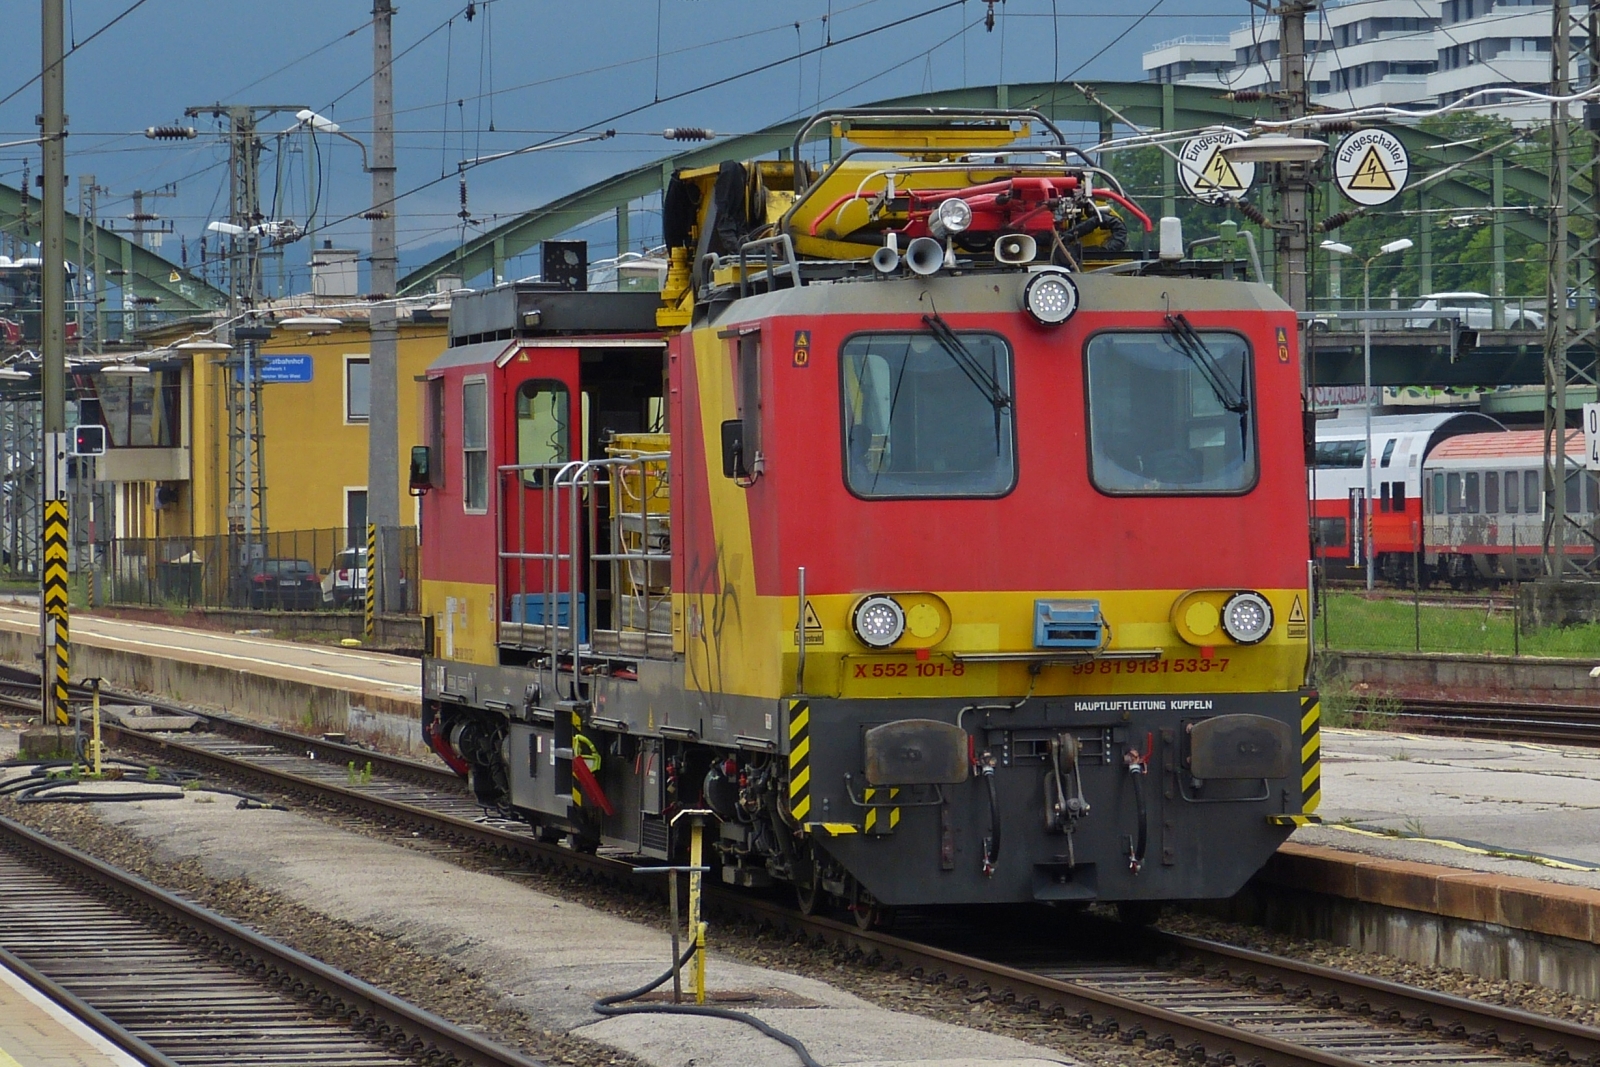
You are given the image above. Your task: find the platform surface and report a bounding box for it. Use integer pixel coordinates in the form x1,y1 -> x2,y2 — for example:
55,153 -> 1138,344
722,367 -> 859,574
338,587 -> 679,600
1294,728 -> 1600,890
0,959 -> 142,1067
0,603 -> 420,703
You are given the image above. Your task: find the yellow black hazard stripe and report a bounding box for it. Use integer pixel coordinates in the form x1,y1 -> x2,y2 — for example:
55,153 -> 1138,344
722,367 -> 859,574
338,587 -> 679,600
43,500 -> 69,723
364,522 -> 377,641
1301,692 -> 1320,813
787,699 -> 810,822
863,787 -> 900,834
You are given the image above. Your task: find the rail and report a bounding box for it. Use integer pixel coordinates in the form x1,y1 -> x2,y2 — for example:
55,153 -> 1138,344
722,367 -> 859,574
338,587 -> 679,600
10,672 -> 1600,1067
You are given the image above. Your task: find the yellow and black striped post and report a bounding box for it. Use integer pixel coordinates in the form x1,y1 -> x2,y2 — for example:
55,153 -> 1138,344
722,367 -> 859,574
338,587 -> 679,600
787,699 -> 810,822
42,499 -> 70,724
364,522 -> 377,641
1300,693 -> 1321,814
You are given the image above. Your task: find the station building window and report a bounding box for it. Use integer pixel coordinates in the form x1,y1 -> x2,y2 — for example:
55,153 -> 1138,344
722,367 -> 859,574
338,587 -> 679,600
840,331 -> 1015,498
463,377 -> 488,512
345,356 -> 370,423
1085,330 -> 1255,494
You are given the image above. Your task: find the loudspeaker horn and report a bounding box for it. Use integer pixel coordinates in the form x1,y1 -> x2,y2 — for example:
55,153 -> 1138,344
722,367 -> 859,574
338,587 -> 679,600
871,245 -> 901,274
995,233 -> 1038,265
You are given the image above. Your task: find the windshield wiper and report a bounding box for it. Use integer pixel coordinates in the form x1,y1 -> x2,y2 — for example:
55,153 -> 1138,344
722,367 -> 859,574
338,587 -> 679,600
1163,313 -> 1248,415
921,313 -> 1011,412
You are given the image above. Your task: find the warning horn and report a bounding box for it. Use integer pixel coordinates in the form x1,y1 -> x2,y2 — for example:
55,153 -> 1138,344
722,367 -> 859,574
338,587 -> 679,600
905,237 -> 944,276
994,233 -> 1037,265
871,245 -> 901,274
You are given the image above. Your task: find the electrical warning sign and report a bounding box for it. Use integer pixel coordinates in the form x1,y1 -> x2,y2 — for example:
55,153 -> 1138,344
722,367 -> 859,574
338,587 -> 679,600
1334,129 -> 1409,207
1177,132 -> 1255,202
1287,594 -> 1308,640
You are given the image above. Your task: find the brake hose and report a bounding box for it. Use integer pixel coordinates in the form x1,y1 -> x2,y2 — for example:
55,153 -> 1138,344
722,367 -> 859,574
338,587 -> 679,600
1124,736 -> 1151,874
594,942 -> 822,1067
1127,768 -> 1147,875
979,751 -> 1001,877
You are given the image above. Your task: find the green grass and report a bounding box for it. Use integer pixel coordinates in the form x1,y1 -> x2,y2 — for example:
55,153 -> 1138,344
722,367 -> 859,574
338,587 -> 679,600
1318,592 -> 1600,657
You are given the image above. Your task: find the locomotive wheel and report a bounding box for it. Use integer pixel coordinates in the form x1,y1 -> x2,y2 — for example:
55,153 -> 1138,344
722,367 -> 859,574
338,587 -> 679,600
795,870 -> 822,916
851,880 -> 894,931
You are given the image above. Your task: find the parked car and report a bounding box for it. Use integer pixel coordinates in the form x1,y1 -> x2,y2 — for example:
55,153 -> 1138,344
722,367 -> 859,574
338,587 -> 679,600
321,547 -> 367,608
1406,292 -> 1543,330
248,558 -> 322,610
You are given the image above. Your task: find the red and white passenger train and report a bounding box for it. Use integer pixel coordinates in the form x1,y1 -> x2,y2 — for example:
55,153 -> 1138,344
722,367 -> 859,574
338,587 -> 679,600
1313,413 -> 1597,584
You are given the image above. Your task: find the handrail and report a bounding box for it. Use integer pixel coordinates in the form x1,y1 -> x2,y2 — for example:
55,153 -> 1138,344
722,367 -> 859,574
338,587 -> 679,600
496,453 -> 673,703
737,234 -> 803,297
787,107 -> 1072,173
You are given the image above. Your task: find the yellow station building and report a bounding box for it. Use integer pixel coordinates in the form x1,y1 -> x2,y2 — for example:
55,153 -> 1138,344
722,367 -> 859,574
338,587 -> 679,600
114,303 -> 447,546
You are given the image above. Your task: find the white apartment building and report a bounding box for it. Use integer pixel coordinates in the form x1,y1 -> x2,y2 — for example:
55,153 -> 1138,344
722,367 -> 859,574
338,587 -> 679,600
1144,18 -> 1332,95
1142,0 -> 1572,123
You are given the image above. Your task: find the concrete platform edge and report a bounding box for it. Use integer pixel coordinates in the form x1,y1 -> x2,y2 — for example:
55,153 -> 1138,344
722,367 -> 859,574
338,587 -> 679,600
1219,842 -> 1600,998
0,628 -> 422,750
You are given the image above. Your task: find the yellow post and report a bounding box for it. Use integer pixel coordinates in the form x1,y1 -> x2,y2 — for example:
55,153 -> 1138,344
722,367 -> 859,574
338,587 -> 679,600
42,499 -> 70,725
689,815 -> 706,1005
90,678 -> 102,776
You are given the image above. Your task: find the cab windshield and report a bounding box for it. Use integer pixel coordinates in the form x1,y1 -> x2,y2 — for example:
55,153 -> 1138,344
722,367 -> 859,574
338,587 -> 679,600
840,331 -> 1016,498
1085,330 -> 1256,494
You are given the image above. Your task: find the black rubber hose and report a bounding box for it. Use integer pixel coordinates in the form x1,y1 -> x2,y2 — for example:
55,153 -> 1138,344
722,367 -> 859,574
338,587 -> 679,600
1129,769 -> 1148,872
982,771 -> 1001,872
595,943 -> 823,1067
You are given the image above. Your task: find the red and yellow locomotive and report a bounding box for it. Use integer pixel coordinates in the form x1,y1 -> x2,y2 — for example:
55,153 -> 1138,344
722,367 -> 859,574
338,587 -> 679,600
416,109 -> 1318,924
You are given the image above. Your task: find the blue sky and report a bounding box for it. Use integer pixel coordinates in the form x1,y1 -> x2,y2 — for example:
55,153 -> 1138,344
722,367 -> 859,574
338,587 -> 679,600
1,0 -> 1246,287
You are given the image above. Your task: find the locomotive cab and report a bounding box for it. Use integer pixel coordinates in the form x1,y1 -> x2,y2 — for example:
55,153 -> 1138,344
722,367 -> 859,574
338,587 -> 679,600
420,108 -> 1319,924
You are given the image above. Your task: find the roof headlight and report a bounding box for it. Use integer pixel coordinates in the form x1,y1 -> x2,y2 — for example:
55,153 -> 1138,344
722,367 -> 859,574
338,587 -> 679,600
928,197 -> 973,239
852,595 -> 906,649
1022,269 -> 1079,326
1220,592 -> 1274,645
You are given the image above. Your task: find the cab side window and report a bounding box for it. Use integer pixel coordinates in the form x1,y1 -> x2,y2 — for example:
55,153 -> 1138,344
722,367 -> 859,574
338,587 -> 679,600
516,380 -> 571,485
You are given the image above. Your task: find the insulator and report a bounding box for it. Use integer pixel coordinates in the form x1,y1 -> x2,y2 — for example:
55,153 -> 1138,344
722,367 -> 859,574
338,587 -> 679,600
1316,120 -> 1357,134
1228,91 -> 1265,103
145,125 -> 197,140
1234,199 -> 1267,225
361,209 -> 388,221
1318,211 -> 1359,232
458,175 -> 470,221
664,127 -> 713,141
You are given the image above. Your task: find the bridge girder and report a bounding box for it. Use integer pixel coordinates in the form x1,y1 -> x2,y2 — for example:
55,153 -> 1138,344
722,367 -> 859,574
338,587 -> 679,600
0,182 -> 227,314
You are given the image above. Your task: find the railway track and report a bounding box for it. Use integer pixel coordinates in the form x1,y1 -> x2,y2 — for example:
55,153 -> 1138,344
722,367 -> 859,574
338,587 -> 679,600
1390,697 -> 1600,747
8,677 -> 1600,1067
0,811 -> 548,1067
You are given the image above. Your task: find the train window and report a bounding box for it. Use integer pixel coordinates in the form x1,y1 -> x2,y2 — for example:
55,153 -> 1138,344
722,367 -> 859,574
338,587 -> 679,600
1567,470 -> 1582,514
516,381 -> 571,485
1525,470 -> 1540,513
462,377 -> 488,512
1084,331 -> 1255,494
1432,472 -> 1445,514
1446,472 -> 1462,513
1312,440 -> 1365,468
1464,472 -> 1480,513
1589,473 -> 1600,514
840,331 -> 1015,498
427,378 -> 445,489
1485,471 -> 1498,514
1315,516 -> 1348,548
1504,470 -> 1518,513
1393,481 -> 1406,510
1380,438 -> 1397,468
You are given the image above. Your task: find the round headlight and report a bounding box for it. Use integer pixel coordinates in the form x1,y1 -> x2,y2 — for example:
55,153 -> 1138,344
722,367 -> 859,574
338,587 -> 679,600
1220,592 -> 1274,645
852,595 -> 906,649
1022,270 -> 1079,326
929,197 -> 973,238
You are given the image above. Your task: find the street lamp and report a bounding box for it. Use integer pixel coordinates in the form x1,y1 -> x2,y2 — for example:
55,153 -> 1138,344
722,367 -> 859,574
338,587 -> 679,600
1322,237 -> 1414,592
